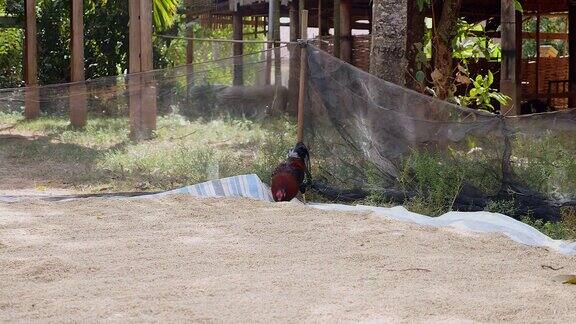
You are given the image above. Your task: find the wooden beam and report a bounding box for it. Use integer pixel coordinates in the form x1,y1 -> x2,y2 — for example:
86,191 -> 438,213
340,0 -> 351,62
523,32 -> 568,40
333,0 -> 341,58
500,0 -> 519,116
485,31 -> 569,40
232,13 -> 243,86
24,0 -> 39,120
569,0 -> 576,107
69,0 -> 87,128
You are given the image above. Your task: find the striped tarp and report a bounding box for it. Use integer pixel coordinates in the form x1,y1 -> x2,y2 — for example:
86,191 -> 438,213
138,174 -> 274,202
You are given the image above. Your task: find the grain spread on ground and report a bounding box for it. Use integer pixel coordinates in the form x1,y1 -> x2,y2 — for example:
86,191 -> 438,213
1,196 -> 575,322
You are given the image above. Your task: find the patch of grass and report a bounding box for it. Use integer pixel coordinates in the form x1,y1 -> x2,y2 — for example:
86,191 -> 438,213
512,132 -> 576,198
360,193 -> 395,208
522,216 -> 576,241
485,198 -> 576,241
0,111 -> 22,125
0,114 -> 295,192
485,199 -> 517,217
399,151 -> 464,217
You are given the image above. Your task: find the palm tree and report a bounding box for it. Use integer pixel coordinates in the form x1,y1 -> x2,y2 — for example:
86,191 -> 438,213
152,0 -> 180,31
88,0 -> 180,31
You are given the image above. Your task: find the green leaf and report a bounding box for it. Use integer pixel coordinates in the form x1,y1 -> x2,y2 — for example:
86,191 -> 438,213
514,0 -> 523,13
415,70 -> 426,83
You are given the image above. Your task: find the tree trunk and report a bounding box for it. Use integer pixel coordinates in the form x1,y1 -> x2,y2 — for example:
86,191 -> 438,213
432,0 -> 462,100
369,0 -> 424,87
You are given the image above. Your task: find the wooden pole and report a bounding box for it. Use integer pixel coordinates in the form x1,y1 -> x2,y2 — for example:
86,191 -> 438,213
129,0 -> 156,140
128,0 -> 142,139
296,10 -> 308,143
288,0 -> 301,114
140,0 -> 156,137
232,13 -> 244,86
317,0 -> 322,37
318,0 -> 328,37
266,5 -> 273,85
569,1 -> 576,107
185,0 -> 194,79
340,0 -> 351,62
333,0 -> 341,58
273,0 -> 281,85
535,13 -> 541,96
24,0 -> 39,120
515,9 -> 522,108
500,0 -> 519,115
69,0 -> 87,128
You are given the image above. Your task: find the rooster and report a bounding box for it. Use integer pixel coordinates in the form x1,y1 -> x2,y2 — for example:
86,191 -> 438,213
271,142 -> 311,202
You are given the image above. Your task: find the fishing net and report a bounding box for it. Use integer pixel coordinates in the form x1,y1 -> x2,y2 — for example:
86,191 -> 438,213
0,43 -> 301,191
0,42 -> 574,222
0,44 -> 292,118
303,45 -> 576,221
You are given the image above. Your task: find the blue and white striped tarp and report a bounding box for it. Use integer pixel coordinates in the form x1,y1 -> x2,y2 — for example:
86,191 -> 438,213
138,174 -> 274,202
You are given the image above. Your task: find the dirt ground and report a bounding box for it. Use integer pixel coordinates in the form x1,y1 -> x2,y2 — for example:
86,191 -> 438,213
0,133 -> 82,196
1,195 -> 575,322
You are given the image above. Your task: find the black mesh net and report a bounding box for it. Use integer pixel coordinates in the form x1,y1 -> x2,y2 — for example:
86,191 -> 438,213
0,43 -> 575,222
303,45 -> 576,221
0,44 -> 300,191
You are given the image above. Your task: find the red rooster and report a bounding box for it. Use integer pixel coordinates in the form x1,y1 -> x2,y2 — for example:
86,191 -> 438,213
271,142 -> 311,202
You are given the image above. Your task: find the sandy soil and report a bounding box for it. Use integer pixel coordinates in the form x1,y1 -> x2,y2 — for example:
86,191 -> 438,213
1,196 -> 575,323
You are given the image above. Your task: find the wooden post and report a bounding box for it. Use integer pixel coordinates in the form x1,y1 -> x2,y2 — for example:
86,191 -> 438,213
340,0 -> 351,62
266,4 -> 273,85
318,0 -> 328,37
185,0 -> 194,81
569,0 -> 576,107
233,13 -> 244,86
535,13 -> 540,96
273,0 -> 281,85
500,0 -> 519,116
296,10 -> 308,143
69,0 -> 87,128
24,0 -> 39,120
129,0 -> 156,140
288,0 -> 300,114
333,0 -> 341,58
515,9 -> 522,108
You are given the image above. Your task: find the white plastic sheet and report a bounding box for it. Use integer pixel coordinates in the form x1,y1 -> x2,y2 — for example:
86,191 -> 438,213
311,204 -> 576,256
136,174 -> 575,256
